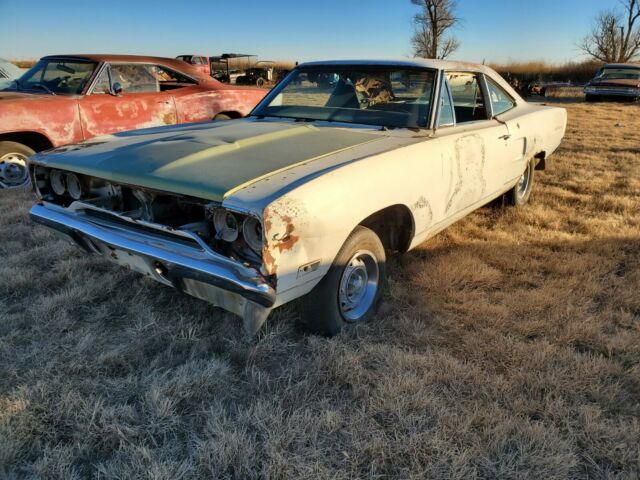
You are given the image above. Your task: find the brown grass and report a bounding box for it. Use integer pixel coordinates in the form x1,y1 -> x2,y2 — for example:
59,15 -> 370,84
1,102 -> 639,478
490,60 -> 603,83
9,59 -> 36,69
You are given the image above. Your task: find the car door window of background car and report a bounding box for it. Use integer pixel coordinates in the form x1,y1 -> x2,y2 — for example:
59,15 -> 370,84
110,64 -> 160,93
147,65 -> 197,91
446,72 -> 488,123
485,77 -> 515,116
437,76 -> 455,127
91,66 -> 111,94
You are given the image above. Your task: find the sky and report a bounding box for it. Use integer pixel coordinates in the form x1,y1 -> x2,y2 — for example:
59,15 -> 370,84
0,0 -> 611,64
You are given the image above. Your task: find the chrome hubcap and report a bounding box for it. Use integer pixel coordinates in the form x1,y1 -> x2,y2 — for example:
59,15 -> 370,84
0,152 -> 30,188
516,163 -> 530,198
338,250 -> 379,321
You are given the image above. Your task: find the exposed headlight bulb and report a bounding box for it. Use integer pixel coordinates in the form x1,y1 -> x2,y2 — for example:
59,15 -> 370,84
66,173 -> 84,200
213,209 -> 239,242
242,217 -> 263,252
50,170 -> 66,195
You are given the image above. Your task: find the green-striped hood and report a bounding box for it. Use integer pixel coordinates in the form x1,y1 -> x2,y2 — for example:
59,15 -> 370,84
34,119 -> 384,202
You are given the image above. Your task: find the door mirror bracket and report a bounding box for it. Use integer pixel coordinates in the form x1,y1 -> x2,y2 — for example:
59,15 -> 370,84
111,82 -> 123,96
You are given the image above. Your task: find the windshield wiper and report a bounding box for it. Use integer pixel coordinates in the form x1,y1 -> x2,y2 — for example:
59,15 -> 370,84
29,83 -> 56,95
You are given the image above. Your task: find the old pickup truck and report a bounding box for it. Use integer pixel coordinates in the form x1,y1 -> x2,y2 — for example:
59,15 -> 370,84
29,59 -> 567,336
0,54 -> 266,188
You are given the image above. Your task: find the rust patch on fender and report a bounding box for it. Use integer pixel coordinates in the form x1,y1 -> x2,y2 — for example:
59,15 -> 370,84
262,244 -> 278,276
261,200 -> 306,276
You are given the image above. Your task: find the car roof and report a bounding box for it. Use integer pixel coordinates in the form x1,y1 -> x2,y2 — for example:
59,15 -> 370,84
298,58 -> 492,73
40,54 -> 216,81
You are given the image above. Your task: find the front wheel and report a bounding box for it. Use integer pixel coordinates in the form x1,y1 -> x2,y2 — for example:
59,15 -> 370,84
0,141 -> 35,189
301,226 -> 386,336
505,158 -> 535,206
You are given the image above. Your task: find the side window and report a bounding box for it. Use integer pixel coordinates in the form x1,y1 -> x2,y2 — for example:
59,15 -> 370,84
437,77 -> 455,127
446,72 -> 488,123
148,65 -> 197,89
485,77 -> 515,116
91,67 -> 111,94
110,64 -> 160,93
191,56 -> 202,65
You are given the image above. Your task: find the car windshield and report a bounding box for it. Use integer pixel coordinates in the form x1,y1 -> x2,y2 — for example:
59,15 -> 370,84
597,67 -> 640,80
252,66 -> 436,129
11,59 -> 98,94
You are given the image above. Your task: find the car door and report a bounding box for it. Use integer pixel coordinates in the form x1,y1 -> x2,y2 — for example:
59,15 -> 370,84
78,63 -> 177,140
434,71 -> 512,216
484,75 -> 528,184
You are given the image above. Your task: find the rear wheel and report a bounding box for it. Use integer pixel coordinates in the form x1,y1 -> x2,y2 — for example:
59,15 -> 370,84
0,141 -> 34,189
256,77 -> 267,87
505,158 -> 535,206
213,113 -> 232,121
301,226 -> 386,336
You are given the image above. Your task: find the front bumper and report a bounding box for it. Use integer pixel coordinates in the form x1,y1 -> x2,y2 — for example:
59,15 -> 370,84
584,87 -> 640,98
29,202 -> 276,334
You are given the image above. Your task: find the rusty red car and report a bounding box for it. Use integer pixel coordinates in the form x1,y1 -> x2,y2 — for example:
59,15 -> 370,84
0,54 -> 267,188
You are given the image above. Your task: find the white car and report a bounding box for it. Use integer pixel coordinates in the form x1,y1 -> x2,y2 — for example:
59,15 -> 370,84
29,59 -> 567,335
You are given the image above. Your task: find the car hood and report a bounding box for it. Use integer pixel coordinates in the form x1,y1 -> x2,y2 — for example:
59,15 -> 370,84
32,119 -> 388,202
589,78 -> 640,88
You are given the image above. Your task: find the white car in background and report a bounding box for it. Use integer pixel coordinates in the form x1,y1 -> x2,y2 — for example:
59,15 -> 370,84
29,59 -> 567,336
0,58 -> 24,89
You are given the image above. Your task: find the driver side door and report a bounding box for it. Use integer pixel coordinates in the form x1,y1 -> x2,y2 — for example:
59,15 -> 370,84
78,63 -> 177,141
434,71 -> 512,216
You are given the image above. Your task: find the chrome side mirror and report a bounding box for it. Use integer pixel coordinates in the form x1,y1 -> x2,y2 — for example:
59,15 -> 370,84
112,82 -> 123,96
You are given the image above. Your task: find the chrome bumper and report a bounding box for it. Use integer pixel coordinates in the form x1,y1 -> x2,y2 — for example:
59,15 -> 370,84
30,202 -> 275,334
585,88 -> 640,97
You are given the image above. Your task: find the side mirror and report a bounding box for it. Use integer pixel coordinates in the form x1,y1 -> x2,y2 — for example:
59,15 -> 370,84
112,82 -> 123,96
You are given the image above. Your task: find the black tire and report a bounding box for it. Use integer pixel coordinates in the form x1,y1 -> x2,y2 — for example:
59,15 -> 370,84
213,113 -> 231,121
0,141 -> 35,189
301,225 -> 386,336
585,94 -> 598,102
505,158 -> 535,206
256,77 -> 266,87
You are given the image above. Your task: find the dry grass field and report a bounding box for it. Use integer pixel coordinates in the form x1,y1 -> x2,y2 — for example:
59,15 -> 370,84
0,101 -> 639,479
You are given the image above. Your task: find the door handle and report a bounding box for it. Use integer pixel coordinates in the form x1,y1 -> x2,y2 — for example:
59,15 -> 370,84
157,101 -> 171,105
499,134 -> 511,140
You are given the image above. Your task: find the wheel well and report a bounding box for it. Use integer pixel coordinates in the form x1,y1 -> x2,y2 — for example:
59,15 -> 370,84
216,111 -> 242,119
359,204 -> 415,254
534,151 -> 546,170
0,132 -> 54,153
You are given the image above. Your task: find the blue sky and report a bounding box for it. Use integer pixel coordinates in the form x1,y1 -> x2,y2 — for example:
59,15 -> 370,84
0,0 -> 610,64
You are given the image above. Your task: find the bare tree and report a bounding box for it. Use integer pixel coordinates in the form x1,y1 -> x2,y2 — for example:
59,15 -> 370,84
411,0 -> 461,59
579,0 -> 640,63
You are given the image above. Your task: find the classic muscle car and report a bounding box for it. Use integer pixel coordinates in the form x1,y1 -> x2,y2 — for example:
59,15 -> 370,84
28,59 -> 567,336
0,54 -> 266,188
584,63 -> 640,102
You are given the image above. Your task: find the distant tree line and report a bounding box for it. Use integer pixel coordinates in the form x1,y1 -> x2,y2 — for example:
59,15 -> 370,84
410,0 -> 639,65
